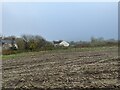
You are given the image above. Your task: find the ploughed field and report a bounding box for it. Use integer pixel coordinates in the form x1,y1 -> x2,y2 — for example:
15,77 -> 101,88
2,46 -> 120,89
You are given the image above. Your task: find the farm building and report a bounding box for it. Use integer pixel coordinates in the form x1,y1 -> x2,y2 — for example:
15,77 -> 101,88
0,39 -> 18,50
53,40 -> 69,47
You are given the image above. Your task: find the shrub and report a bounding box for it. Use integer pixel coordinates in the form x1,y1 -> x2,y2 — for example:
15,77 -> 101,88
2,50 -> 17,55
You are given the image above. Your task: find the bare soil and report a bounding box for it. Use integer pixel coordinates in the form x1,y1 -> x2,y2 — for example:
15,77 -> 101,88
2,47 -> 120,90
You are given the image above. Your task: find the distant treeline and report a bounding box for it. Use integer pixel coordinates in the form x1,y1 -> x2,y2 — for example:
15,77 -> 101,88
1,35 -> 118,55
69,37 -> 118,48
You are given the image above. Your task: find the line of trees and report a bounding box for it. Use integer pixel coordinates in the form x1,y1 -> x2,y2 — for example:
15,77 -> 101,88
2,35 -> 54,55
1,35 -> 118,55
16,35 -> 54,51
69,37 -> 118,48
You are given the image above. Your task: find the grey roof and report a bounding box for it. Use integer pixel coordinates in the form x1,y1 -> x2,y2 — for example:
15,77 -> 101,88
53,40 -> 63,44
0,40 -> 16,44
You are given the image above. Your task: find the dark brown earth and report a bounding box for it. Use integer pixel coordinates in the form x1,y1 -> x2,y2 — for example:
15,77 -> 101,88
2,46 -> 120,90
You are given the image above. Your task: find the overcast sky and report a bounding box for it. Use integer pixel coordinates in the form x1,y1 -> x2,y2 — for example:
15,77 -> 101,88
2,2 -> 118,41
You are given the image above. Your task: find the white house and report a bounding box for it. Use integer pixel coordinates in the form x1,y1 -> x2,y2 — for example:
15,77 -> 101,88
0,39 -> 18,50
53,40 -> 69,47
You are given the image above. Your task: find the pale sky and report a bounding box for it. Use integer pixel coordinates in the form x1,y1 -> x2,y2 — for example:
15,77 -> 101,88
2,2 -> 118,41
1,0 -> 119,2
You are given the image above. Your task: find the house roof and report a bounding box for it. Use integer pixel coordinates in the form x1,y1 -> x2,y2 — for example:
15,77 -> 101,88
0,40 -> 16,44
53,40 -> 69,47
53,40 -> 63,44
